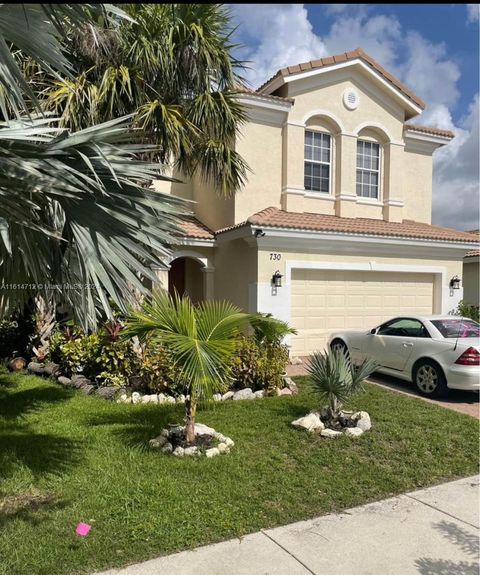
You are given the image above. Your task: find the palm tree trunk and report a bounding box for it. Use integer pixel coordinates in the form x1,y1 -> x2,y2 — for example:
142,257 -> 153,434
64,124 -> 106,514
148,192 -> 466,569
185,397 -> 196,444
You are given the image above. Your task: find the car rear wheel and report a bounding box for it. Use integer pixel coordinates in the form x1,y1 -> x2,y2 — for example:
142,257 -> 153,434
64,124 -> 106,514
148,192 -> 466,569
330,339 -> 349,358
413,360 -> 448,398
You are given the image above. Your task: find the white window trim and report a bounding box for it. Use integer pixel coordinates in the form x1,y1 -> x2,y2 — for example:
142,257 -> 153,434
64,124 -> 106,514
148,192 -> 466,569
304,129 -> 333,195
356,139 -> 381,200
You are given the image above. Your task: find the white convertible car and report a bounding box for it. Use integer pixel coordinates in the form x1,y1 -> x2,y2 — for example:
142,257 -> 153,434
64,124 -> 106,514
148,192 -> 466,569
328,315 -> 480,397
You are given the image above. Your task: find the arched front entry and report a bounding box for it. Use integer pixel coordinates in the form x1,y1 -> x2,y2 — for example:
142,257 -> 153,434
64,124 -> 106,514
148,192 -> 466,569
168,257 -> 205,303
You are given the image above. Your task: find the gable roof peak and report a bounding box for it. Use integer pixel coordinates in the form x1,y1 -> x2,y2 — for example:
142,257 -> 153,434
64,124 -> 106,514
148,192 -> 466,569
256,48 -> 425,112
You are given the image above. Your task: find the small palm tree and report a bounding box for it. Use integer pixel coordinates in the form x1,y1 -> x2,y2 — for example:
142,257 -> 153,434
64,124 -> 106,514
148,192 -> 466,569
251,313 -> 297,346
124,292 -> 252,444
307,350 -> 377,425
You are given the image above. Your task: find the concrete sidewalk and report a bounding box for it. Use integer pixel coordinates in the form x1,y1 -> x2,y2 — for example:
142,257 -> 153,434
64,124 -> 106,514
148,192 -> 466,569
96,475 -> 480,575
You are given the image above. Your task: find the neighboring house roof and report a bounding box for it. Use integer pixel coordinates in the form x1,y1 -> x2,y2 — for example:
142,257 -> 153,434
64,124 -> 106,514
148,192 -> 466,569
257,48 -> 425,111
464,250 -> 480,258
217,207 -> 479,244
404,124 -> 454,139
179,217 -> 215,240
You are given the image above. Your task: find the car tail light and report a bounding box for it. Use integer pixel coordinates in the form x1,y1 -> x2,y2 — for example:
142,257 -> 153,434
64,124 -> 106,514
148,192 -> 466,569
455,347 -> 480,366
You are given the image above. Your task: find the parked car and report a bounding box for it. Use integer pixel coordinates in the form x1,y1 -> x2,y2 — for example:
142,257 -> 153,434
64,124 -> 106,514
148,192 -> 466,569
328,315 -> 480,397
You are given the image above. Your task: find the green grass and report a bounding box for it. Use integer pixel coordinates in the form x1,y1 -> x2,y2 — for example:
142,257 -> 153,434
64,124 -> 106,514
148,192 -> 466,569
0,372 -> 478,575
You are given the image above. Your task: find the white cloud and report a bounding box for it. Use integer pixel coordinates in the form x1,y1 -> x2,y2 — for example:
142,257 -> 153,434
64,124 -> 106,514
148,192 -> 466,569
467,4 -> 479,23
231,4 -> 326,88
432,94 -> 479,230
231,4 -> 478,229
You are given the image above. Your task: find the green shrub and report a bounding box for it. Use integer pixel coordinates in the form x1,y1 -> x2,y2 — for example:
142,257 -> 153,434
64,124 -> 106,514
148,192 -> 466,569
138,344 -> 185,396
230,335 -> 289,394
60,331 -> 139,386
455,300 -> 480,323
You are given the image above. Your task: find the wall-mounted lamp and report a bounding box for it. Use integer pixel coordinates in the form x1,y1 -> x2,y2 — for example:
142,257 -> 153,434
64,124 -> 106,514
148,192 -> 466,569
272,270 -> 283,288
450,275 -> 461,290
254,229 -> 266,238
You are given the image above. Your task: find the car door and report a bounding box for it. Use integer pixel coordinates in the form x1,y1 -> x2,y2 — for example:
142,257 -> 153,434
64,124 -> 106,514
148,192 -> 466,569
366,318 -> 430,371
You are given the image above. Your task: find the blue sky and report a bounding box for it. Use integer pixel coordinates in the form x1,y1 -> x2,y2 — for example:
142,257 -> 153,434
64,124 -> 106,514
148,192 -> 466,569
229,3 -> 479,230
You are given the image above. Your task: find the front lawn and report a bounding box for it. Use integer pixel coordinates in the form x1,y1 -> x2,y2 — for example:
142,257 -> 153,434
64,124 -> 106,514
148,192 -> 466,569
0,372 -> 478,575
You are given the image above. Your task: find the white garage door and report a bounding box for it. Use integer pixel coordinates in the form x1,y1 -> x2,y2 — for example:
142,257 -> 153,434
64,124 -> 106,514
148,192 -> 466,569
290,269 -> 435,356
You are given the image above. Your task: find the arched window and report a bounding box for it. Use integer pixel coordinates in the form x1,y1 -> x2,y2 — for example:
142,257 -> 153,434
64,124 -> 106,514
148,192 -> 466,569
355,127 -> 388,200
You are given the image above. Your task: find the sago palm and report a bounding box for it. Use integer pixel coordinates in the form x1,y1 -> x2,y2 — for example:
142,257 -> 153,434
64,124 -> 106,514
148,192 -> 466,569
124,292 -> 252,444
307,350 -> 377,423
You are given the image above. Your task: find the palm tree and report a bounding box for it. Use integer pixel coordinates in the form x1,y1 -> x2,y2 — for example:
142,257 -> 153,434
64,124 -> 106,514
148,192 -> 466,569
0,4 -> 247,330
23,3 -> 249,197
307,350 -> 377,425
124,292 -> 252,444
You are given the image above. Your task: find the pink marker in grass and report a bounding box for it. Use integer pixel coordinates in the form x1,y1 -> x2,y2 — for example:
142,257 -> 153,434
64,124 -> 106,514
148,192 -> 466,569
76,523 -> 91,537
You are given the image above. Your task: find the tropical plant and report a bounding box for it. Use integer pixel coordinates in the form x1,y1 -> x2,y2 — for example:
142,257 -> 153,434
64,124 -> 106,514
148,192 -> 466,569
453,300 -> 480,323
307,350 -> 377,425
0,4 -> 193,329
21,3 -> 249,197
230,334 -> 290,394
251,313 -> 297,346
124,292 -> 252,444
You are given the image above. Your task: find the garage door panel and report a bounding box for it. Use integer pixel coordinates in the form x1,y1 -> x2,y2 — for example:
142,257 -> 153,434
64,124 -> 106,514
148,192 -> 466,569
291,270 -> 434,356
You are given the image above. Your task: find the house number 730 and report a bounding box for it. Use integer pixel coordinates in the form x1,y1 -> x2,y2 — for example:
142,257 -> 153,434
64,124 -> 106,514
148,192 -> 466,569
269,253 -> 281,261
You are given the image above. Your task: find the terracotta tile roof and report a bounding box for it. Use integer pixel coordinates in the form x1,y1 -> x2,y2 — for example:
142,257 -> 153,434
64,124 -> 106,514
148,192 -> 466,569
217,207 -> 479,244
465,250 -> 480,258
178,217 -> 214,240
256,48 -> 425,110
404,124 -> 454,139
232,86 -> 294,104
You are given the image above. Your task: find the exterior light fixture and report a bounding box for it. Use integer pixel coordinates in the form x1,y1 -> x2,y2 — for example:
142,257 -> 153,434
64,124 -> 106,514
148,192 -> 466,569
272,270 -> 283,288
254,229 -> 265,238
450,275 -> 461,290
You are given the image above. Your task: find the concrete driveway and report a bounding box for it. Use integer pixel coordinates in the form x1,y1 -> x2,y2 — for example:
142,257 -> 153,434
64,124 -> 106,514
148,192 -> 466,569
94,475 -> 480,575
286,361 -> 479,419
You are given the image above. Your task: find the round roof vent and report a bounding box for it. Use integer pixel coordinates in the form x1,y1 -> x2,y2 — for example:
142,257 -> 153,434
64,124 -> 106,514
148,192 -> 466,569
343,89 -> 359,110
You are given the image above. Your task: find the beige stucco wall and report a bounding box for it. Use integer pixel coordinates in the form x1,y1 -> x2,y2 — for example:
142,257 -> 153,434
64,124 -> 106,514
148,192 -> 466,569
213,239 -> 258,311
234,120 -> 283,223
402,145 -> 433,224
463,259 -> 479,306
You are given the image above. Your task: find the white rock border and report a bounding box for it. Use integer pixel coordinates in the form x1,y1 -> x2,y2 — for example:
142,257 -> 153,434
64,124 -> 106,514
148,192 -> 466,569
149,423 -> 234,457
291,410 -> 371,438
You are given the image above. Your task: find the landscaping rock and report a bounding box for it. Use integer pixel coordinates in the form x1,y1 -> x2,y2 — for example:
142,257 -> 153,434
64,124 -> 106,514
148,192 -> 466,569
161,443 -> 173,454
173,446 -> 185,457
183,446 -> 198,456
57,376 -> 72,387
27,362 -> 45,375
205,448 -> 220,458
217,442 -> 229,454
96,386 -> 117,401
279,388 -> 293,396
80,384 -> 95,395
8,357 -> 26,371
131,392 -> 141,404
291,413 -> 324,432
345,427 -> 364,437
290,356 -> 303,365
222,391 -> 234,401
283,377 -> 299,395
320,428 -> 343,439
177,394 -> 186,403
225,437 -> 234,448
157,393 -> 167,404
148,394 -> 159,404
214,432 -> 228,442
213,393 -> 222,401
353,411 -> 372,431
233,388 -> 254,400
165,396 -> 176,404
149,436 -> 168,449
194,423 -> 216,436
141,395 -> 151,404
71,374 -> 91,389
160,428 -> 170,438
254,390 -> 265,398
44,362 -> 60,376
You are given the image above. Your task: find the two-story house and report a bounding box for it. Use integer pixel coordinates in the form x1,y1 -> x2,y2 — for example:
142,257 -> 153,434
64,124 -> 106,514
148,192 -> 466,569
154,48 -> 479,357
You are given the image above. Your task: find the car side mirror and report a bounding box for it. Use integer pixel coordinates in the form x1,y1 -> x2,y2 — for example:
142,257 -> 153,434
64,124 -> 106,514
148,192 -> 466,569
370,328 -> 377,335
